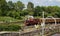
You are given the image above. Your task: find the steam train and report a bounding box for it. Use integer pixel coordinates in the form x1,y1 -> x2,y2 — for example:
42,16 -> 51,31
24,18 -> 60,26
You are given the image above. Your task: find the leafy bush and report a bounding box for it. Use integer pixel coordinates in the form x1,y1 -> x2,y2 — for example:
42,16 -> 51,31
0,24 -> 21,31
0,17 -> 18,22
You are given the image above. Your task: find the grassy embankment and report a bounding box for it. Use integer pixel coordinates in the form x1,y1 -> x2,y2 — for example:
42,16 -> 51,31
0,16 -> 24,31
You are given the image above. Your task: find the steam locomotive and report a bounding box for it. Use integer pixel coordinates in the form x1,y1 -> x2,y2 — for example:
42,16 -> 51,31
24,18 -> 60,26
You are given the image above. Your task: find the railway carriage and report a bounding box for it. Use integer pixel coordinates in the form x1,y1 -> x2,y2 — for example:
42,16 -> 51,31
24,18 -> 60,26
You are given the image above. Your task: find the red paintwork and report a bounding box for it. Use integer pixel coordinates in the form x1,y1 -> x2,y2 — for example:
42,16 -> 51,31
24,19 -> 40,26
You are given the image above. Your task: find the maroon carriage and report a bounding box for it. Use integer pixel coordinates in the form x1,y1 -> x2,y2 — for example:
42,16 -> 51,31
24,18 -> 41,26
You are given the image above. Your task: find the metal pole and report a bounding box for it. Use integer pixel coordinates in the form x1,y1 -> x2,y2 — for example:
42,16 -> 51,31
55,18 -> 56,26
41,11 -> 45,36
52,17 -> 56,27
46,16 -> 57,28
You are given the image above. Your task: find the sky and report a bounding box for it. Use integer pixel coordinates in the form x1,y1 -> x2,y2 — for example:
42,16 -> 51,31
6,0 -> 60,7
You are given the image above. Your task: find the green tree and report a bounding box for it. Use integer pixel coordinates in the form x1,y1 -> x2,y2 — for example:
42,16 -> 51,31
34,6 -> 42,16
27,2 -> 34,12
7,1 -> 14,10
21,9 -> 29,16
14,1 -> 25,11
0,0 -> 8,16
